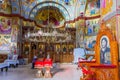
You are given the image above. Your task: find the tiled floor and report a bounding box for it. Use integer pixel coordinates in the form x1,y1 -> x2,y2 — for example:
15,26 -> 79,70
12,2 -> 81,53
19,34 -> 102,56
0,63 -> 83,80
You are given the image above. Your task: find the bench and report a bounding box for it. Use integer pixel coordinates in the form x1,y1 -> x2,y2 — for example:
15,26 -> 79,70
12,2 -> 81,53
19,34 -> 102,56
4,55 -> 19,68
0,63 -> 8,72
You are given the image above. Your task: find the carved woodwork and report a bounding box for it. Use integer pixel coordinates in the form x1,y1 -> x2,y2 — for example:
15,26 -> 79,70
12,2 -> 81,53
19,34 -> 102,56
90,65 -> 116,80
53,53 -> 73,63
90,23 -> 119,80
80,23 -> 119,80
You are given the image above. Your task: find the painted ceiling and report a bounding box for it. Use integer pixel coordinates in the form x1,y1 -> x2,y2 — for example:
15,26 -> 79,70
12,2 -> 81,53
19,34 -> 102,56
0,0 -> 100,28
35,6 -> 64,26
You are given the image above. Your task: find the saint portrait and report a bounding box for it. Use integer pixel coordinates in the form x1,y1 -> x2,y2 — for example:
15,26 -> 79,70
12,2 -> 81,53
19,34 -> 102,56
100,36 -> 111,64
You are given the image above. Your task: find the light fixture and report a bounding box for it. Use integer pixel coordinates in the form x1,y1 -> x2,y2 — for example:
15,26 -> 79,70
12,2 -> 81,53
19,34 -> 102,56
24,5 -> 72,43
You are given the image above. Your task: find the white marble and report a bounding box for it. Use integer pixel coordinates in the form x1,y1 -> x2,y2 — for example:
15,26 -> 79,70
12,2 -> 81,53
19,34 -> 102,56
0,63 -> 83,80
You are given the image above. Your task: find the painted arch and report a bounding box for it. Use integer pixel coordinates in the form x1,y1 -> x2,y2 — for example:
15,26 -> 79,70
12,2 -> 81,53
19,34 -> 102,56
24,1 -> 70,21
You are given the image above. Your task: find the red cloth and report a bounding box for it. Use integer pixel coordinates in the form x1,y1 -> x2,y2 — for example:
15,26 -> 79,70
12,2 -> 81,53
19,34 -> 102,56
35,61 -> 44,68
35,58 -> 52,68
44,59 -> 52,67
81,67 -> 94,75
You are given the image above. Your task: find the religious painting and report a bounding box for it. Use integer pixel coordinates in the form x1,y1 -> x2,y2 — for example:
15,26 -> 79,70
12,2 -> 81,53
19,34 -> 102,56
11,26 -> 18,42
11,0 -> 17,2
62,45 -> 67,52
35,8 -> 64,28
12,17 -> 20,25
85,18 -> 100,35
39,44 -> 42,51
0,35 -> 11,54
22,0 -> 35,6
12,6 -> 18,12
100,35 -> 111,64
0,0 -> 11,14
23,21 -> 27,26
79,28 -> 84,43
0,17 -> 12,34
11,43 -> 17,54
68,44 -> 74,52
56,44 -> 60,52
85,0 -> 100,17
84,36 -> 96,49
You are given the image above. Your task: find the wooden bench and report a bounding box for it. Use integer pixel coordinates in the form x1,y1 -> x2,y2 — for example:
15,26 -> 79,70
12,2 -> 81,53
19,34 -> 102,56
0,63 -> 8,72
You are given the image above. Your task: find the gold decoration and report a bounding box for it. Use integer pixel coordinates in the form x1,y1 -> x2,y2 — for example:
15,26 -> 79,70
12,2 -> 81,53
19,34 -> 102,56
35,8 -> 64,24
101,0 -> 113,16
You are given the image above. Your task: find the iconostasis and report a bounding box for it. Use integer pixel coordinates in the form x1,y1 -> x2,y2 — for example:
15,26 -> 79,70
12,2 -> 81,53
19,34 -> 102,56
0,16 -> 20,54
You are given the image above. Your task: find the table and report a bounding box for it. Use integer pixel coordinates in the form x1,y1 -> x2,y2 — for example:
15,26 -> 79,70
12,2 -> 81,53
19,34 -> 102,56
35,58 -> 52,78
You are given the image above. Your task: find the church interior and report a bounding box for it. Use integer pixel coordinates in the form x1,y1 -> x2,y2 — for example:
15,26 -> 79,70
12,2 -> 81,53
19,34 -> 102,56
0,0 -> 120,80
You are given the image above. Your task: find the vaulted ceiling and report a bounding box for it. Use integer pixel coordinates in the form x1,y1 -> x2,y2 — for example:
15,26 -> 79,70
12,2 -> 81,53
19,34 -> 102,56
0,0 -> 100,28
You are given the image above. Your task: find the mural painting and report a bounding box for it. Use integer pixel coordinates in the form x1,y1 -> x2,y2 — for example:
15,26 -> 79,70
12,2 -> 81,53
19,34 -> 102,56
84,36 -> 96,49
11,26 -> 18,42
0,18 -> 12,34
0,35 -> 11,53
85,0 -> 100,17
0,0 -> 11,14
85,18 -> 100,35
0,17 -> 18,54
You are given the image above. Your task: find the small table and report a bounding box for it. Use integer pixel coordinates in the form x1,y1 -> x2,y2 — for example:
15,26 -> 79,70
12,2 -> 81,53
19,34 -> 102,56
35,61 -> 44,78
35,58 -> 53,78
44,59 -> 52,78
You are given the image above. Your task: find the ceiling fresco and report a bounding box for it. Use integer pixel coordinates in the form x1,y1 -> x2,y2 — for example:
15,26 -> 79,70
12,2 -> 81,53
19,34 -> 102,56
35,6 -> 64,27
29,2 -> 70,21
1,0 -> 100,18
10,0 -> 77,20
0,0 -> 100,28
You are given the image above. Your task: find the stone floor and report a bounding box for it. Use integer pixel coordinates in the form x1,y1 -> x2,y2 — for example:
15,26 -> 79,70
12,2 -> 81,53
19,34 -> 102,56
0,63 -> 83,80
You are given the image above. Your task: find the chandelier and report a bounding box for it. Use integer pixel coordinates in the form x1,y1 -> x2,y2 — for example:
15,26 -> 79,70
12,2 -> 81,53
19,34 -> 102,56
24,6 -> 72,43
24,26 -> 72,43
